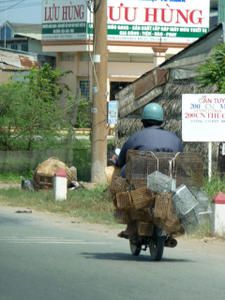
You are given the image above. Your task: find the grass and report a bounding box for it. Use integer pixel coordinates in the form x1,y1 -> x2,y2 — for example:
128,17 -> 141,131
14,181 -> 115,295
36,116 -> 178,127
203,176 -> 225,197
0,184 -> 117,226
0,173 -> 22,183
1,175 -> 225,239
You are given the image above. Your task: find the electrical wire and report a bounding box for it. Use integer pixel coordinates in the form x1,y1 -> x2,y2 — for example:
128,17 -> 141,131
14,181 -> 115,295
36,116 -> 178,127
0,0 -> 27,12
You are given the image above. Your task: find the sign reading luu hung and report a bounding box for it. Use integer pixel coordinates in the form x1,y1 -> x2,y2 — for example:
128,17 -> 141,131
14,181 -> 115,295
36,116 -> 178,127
182,94 -> 225,142
42,0 -> 88,40
42,0 -> 210,42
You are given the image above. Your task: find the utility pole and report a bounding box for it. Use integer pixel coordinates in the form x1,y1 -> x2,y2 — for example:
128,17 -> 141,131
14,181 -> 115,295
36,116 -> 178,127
91,0 -> 108,183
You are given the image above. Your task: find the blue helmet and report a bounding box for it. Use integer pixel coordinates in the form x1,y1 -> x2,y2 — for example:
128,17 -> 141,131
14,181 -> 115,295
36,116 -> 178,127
141,103 -> 164,122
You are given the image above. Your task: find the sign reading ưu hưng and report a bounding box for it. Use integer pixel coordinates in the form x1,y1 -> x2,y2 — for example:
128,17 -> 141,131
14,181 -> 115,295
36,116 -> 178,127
42,0 -> 209,43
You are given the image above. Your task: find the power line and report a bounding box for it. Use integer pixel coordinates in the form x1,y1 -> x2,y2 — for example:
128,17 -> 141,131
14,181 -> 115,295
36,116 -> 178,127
0,0 -> 40,13
0,2 -> 40,9
0,0 -> 27,12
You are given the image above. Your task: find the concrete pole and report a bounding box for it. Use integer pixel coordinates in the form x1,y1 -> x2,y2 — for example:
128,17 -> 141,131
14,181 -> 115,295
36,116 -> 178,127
152,47 -> 168,67
91,0 -> 108,183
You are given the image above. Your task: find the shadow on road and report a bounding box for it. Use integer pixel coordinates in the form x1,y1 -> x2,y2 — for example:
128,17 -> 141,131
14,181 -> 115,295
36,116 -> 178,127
81,252 -> 193,263
0,215 -> 22,225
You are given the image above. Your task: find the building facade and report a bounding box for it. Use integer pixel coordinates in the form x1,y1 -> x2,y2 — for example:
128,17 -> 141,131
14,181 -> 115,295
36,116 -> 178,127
0,21 -> 56,67
42,0 -> 212,102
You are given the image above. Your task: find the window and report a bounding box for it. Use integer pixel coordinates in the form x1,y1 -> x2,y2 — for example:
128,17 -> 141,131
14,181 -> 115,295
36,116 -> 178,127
60,53 -> 74,61
21,43 -> 28,52
110,82 -> 130,100
79,80 -> 90,98
10,44 -> 18,50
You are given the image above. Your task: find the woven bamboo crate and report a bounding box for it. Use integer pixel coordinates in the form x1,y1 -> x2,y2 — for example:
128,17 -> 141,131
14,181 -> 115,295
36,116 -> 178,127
130,178 -> 147,189
110,176 -> 129,194
137,221 -> 154,236
129,208 -> 152,222
130,187 -> 155,209
116,191 -> 133,210
163,218 -> 183,235
114,209 -> 131,224
153,192 -> 172,220
154,194 -> 184,235
34,174 -> 53,189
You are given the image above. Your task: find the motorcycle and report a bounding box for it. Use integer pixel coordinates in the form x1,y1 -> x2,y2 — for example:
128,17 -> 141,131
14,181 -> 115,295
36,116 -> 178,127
128,227 -> 177,261
109,148 -> 178,261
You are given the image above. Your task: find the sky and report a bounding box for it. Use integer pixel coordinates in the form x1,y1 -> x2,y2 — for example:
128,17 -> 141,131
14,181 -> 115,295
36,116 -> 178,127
0,0 -> 42,24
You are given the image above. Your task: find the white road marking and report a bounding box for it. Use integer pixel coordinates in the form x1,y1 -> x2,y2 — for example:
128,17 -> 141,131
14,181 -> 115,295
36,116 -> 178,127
0,236 -> 112,245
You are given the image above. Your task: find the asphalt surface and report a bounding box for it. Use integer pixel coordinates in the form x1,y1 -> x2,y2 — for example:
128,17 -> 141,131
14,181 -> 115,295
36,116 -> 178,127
0,206 -> 225,300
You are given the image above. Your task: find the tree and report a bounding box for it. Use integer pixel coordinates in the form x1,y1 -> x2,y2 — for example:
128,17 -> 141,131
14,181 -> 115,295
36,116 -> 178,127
197,43 -> 225,92
0,64 -> 74,151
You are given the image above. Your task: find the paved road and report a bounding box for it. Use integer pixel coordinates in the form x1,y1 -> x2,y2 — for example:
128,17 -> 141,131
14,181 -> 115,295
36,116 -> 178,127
0,206 -> 224,300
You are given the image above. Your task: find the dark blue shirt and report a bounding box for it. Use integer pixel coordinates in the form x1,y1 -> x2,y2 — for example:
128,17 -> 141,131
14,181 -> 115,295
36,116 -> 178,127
117,126 -> 183,168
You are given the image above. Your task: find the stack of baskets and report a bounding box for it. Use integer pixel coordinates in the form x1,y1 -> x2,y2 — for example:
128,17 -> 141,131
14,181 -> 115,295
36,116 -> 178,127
110,150 -> 204,237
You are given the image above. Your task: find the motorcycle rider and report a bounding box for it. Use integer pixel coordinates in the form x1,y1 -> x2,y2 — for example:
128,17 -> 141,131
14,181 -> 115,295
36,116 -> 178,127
116,102 -> 183,177
115,102 -> 183,238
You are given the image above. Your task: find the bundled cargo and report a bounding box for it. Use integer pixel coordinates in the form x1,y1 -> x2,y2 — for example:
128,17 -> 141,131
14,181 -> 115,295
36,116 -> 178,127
172,184 -> 199,231
33,157 -> 77,190
173,185 -> 199,216
116,191 -> 133,210
174,153 -> 203,188
114,209 -> 130,224
147,171 -> 176,193
126,150 -> 174,187
137,222 -> 154,236
129,207 -> 153,222
110,176 -> 129,194
111,150 -> 205,242
130,178 -> 147,189
130,187 -> 155,209
154,192 -> 172,220
125,150 -> 203,188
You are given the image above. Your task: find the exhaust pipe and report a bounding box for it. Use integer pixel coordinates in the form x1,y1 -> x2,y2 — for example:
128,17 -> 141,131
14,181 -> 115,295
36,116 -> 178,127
165,238 -> 177,248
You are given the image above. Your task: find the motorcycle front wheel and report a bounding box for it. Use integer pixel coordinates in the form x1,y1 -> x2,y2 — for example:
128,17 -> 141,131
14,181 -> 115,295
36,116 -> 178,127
149,236 -> 166,261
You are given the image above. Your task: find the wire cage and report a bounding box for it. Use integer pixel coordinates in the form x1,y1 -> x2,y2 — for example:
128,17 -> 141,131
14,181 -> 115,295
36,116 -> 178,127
126,150 -> 203,188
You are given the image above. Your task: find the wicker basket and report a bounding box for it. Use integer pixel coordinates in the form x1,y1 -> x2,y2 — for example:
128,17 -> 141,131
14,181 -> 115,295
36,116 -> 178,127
110,176 -> 129,194
137,221 -> 154,236
130,187 -> 155,209
114,209 -> 131,224
116,191 -> 133,210
130,178 -> 147,189
153,192 -> 172,220
163,218 -> 183,234
129,208 -> 153,222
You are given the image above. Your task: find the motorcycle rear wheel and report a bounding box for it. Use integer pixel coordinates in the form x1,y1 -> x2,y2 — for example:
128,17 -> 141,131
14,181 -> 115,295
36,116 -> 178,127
149,236 -> 165,261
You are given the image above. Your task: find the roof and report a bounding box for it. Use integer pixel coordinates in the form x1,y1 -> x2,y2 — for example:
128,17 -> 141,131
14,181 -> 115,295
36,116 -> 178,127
160,23 -> 223,69
0,48 -> 38,71
6,22 -> 41,34
116,22 -> 224,118
3,21 -> 41,41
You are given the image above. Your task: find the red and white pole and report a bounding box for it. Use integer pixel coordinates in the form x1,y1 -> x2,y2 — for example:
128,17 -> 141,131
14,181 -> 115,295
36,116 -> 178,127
213,192 -> 225,236
53,168 -> 67,201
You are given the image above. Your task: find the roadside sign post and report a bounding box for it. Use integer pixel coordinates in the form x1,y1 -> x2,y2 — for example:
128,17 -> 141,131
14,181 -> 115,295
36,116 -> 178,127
208,142 -> 212,182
